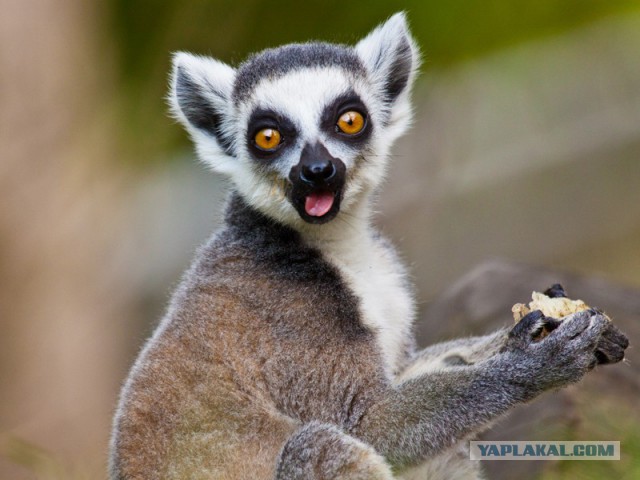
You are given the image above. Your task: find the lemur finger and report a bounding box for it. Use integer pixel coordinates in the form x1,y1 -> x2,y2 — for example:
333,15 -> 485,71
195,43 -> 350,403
550,309 -> 592,340
509,310 -> 545,345
543,284 -> 568,298
567,313 -> 608,352
595,338 -> 626,364
601,323 -> 630,350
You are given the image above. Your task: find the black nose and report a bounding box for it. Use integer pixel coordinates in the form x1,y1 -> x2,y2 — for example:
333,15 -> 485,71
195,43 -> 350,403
300,159 -> 336,184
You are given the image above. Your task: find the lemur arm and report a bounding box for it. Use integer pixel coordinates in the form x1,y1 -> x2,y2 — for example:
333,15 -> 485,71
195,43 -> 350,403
402,328 -> 510,375
404,314 -> 627,376
356,361 -> 518,468
352,310 -> 609,470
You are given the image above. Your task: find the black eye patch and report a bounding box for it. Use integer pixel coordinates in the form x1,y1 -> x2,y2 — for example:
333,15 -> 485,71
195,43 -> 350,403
246,108 -> 298,160
320,91 -> 372,146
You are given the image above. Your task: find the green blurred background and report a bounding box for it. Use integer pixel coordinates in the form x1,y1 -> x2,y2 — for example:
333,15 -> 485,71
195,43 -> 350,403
111,0 -> 640,158
1,1 -> 639,478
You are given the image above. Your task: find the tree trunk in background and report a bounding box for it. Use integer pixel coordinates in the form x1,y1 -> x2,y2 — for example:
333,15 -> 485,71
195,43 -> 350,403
0,1 -> 132,477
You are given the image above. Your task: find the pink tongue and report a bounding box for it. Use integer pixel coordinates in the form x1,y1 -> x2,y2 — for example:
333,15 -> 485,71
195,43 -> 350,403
305,192 -> 335,217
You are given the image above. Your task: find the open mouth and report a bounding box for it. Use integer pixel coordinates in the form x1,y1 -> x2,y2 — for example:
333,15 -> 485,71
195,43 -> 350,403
288,183 -> 343,224
288,160 -> 346,224
287,143 -> 347,224
305,190 -> 336,217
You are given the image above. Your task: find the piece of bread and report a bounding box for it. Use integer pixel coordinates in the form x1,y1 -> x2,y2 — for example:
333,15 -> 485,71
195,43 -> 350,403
512,292 -> 590,323
512,283 -> 610,324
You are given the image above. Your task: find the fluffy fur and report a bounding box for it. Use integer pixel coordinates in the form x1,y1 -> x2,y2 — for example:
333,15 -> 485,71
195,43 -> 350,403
110,12 -> 628,480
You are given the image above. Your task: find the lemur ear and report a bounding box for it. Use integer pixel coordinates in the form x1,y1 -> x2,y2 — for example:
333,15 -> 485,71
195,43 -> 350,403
169,52 -> 236,156
355,12 -> 420,107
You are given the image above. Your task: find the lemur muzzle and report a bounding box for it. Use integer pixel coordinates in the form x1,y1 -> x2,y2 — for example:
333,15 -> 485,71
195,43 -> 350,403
288,142 -> 346,222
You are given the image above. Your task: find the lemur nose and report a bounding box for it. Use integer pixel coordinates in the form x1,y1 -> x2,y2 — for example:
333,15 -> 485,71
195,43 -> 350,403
300,160 -> 336,184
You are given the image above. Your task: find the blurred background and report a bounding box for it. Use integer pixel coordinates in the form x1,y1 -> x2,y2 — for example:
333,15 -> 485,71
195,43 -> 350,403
1,1 -> 639,478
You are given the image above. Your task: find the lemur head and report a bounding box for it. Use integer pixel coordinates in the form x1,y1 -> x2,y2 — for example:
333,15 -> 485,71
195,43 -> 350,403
170,12 -> 419,228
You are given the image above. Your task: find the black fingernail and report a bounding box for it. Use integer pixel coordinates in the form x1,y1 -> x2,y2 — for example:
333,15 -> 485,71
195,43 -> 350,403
544,284 -> 567,298
511,310 -> 545,338
526,310 -> 545,321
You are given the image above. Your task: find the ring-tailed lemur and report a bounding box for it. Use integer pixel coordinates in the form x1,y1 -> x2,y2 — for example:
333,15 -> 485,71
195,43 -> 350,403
110,13 -> 629,480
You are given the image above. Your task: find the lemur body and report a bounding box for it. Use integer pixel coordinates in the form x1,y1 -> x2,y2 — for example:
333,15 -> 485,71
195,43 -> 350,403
110,13 -> 628,479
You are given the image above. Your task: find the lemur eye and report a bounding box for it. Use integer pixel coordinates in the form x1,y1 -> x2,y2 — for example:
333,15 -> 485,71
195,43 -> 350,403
336,111 -> 365,135
254,128 -> 282,151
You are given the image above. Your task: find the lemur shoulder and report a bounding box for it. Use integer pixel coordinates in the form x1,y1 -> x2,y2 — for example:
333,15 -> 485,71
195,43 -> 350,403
110,12 -> 629,480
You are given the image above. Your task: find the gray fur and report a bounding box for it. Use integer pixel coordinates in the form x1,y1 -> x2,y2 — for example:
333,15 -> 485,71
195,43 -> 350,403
111,12 -> 628,480
275,422 -> 393,479
233,43 -> 366,103
110,196 -> 621,479
355,310 -> 609,469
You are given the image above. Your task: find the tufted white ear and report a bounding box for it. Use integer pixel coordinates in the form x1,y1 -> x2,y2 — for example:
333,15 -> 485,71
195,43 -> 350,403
169,52 -> 237,160
355,12 -> 420,135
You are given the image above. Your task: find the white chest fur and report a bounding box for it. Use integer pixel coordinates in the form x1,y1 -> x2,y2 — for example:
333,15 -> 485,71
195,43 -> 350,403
309,227 -> 415,377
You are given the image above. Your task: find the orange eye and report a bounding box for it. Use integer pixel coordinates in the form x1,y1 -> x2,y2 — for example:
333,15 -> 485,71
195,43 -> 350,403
337,111 -> 365,135
254,128 -> 281,151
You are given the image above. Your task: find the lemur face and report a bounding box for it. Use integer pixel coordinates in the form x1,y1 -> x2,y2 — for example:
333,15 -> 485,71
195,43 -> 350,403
170,13 -> 419,228
236,63 -> 375,225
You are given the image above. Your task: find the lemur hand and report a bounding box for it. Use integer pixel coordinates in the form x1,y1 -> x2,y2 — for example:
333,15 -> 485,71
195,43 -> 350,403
499,309 -> 608,400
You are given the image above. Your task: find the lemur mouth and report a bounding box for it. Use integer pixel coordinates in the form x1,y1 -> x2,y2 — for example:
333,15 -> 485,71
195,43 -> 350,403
305,191 -> 335,217
288,184 -> 344,224
288,160 -> 346,225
